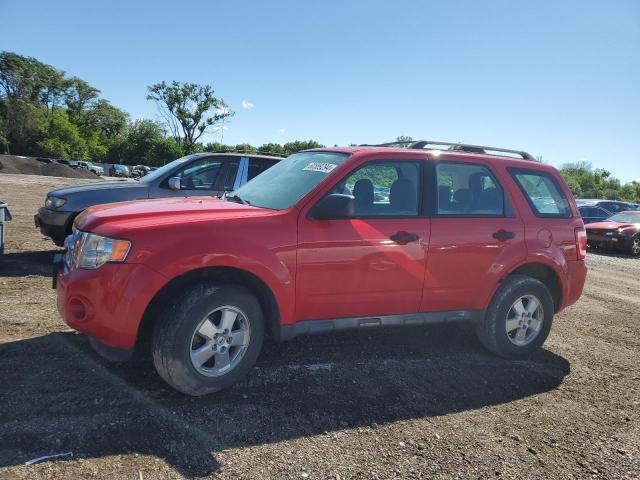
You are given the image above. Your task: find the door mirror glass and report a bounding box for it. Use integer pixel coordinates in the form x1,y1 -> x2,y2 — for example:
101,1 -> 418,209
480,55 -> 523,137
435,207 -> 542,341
309,194 -> 355,220
168,177 -> 181,191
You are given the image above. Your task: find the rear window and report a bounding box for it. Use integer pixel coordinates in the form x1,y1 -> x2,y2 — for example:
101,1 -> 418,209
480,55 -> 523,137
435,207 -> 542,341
509,169 -> 572,218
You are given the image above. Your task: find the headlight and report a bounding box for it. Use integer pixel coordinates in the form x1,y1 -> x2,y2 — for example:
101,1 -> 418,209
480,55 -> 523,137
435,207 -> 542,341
74,231 -> 131,269
45,196 -> 66,209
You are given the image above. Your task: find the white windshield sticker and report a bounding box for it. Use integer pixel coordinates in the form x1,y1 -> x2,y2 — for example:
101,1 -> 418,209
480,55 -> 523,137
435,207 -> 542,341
303,162 -> 338,173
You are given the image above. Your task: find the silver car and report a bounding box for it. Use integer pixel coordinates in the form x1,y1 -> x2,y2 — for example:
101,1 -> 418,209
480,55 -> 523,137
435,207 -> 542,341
35,153 -> 281,245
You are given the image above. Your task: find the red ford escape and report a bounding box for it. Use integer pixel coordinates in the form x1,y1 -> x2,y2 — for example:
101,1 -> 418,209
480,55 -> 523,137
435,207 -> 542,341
55,141 -> 587,396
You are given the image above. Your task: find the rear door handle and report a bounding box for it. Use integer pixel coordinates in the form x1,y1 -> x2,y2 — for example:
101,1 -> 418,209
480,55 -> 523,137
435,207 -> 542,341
493,230 -> 516,240
390,232 -> 420,244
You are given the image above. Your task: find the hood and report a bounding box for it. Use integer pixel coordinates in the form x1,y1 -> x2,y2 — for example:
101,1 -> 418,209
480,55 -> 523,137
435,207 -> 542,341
75,196 -> 270,233
49,180 -> 150,210
584,221 -> 633,230
50,179 -> 142,196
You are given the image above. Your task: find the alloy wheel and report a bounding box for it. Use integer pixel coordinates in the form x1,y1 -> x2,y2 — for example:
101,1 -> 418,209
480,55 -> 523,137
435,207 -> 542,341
189,306 -> 251,377
505,294 -> 544,347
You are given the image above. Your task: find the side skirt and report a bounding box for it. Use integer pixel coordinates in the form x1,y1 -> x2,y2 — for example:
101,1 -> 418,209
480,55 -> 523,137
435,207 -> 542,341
278,310 -> 485,341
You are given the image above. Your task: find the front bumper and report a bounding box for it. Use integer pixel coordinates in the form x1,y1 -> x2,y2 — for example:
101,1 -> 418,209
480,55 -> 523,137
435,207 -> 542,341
586,234 -> 630,250
35,208 -> 74,245
56,262 -> 168,349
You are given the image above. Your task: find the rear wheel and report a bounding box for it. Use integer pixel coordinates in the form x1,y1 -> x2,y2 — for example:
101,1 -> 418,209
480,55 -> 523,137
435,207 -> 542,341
476,275 -> 554,358
151,283 -> 264,396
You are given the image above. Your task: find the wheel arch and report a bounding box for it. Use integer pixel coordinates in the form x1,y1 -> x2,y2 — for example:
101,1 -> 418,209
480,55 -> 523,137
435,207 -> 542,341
135,266 -> 281,353
504,262 -> 563,313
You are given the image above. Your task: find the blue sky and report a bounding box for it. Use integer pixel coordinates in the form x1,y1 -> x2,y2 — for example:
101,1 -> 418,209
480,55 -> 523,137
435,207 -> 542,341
1,0 -> 639,181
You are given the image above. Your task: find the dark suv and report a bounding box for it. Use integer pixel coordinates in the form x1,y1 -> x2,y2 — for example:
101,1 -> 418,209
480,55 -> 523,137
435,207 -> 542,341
55,140 -> 587,396
36,152 -> 281,245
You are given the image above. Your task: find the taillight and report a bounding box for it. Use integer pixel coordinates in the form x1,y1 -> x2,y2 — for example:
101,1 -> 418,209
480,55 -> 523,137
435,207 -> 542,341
575,227 -> 587,260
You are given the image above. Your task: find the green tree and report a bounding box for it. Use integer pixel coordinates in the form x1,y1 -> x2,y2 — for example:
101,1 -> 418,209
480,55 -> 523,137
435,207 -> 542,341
108,119 -> 183,166
36,108 -> 87,159
282,140 -> 323,154
65,77 -> 99,113
0,98 -> 46,155
82,99 -> 128,140
146,81 -> 233,154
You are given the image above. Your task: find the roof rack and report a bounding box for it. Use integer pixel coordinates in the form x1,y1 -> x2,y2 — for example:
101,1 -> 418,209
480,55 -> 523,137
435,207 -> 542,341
371,140 -> 536,161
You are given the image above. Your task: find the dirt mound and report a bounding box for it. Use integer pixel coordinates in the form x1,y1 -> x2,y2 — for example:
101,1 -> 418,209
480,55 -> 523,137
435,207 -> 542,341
0,155 -> 100,179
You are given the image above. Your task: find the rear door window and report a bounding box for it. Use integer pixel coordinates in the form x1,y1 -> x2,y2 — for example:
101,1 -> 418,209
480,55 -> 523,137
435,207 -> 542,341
509,169 -> 572,218
436,162 -> 505,216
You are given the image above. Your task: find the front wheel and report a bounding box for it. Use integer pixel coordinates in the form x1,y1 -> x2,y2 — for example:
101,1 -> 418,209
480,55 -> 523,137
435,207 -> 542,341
627,236 -> 640,256
151,283 -> 264,396
476,275 -> 554,358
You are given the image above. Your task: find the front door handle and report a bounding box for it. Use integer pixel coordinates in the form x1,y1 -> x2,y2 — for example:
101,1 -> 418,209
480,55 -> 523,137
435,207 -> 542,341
493,230 -> 516,241
390,232 -> 420,244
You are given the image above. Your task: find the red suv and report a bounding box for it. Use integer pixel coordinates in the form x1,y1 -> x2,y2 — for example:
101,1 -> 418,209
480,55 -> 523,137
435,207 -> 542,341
55,141 -> 587,396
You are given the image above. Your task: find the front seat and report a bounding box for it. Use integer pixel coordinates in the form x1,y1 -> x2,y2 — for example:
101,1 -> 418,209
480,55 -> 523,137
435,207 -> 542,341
389,178 -> 416,213
353,179 -> 374,215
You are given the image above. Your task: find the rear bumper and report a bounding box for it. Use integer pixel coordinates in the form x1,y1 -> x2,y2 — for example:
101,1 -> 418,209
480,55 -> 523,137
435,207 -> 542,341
35,208 -> 73,245
56,262 -> 168,349
562,260 -> 587,310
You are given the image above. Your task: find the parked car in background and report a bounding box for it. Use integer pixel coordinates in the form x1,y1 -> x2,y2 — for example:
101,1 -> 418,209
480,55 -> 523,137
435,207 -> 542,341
576,199 -> 634,214
36,152 -> 282,245
585,211 -> 640,256
109,164 -> 131,177
75,161 -> 104,176
54,141 -> 587,396
578,205 -> 612,224
36,157 -> 57,164
131,165 -> 151,178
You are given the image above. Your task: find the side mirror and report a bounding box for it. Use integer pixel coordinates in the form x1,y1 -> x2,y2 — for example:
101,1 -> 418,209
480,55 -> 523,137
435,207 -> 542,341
309,194 -> 355,220
168,177 -> 181,191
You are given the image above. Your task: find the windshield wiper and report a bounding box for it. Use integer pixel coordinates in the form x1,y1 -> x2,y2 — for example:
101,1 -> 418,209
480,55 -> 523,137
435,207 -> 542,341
225,194 -> 249,205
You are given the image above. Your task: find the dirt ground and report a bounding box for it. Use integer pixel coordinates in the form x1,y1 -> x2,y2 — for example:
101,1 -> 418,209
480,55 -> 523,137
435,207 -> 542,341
0,172 -> 638,479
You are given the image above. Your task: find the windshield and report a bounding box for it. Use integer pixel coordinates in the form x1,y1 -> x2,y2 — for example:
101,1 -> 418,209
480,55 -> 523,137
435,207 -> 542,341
139,154 -> 199,183
231,151 -> 349,210
608,212 -> 640,223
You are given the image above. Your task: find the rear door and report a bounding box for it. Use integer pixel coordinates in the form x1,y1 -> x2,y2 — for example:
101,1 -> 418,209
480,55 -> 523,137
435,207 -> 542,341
423,160 -> 526,312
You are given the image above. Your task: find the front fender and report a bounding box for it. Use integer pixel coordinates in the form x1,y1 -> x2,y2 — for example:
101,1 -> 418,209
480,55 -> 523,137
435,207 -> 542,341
126,217 -> 298,325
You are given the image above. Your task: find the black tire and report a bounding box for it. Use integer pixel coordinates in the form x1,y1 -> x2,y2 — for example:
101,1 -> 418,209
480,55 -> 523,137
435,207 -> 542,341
476,274 -> 554,359
151,283 -> 264,396
627,236 -> 640,256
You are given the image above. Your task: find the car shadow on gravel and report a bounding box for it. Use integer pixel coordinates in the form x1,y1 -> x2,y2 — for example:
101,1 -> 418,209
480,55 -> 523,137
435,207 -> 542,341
0,250 -> 59,277
0,327 -> 570,477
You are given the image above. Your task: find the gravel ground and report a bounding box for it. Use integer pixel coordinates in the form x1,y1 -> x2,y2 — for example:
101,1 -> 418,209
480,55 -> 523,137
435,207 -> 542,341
0,173 -> 638,479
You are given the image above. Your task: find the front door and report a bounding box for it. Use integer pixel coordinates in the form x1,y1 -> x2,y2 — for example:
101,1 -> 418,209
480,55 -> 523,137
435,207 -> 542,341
150,155 -> 241,198
296,160 -> 429,321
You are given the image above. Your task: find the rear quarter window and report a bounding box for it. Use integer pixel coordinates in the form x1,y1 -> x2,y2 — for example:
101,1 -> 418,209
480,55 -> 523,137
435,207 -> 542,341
509,168 -> 572,218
